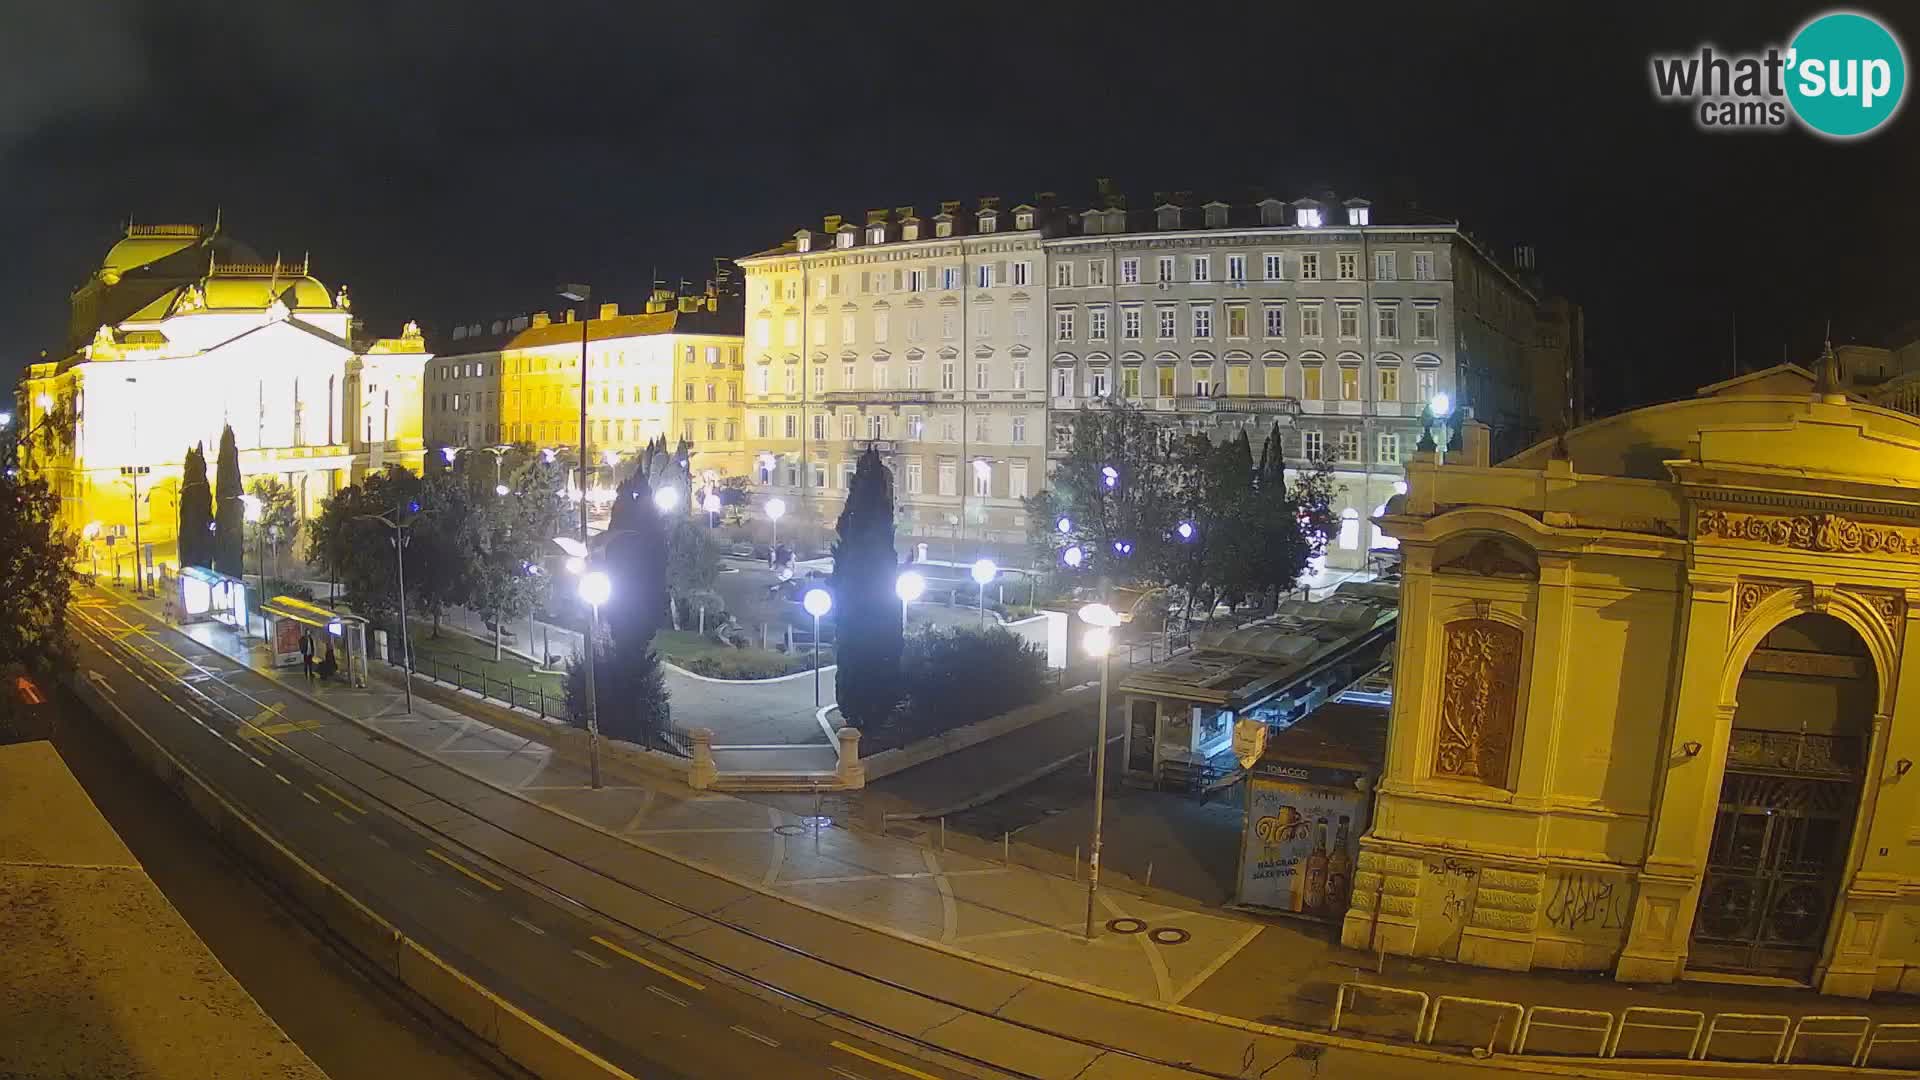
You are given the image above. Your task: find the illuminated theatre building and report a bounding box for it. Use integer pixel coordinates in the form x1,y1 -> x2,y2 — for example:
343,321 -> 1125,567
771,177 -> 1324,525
18,222 -> 430,562
1345,354 -> 1920,997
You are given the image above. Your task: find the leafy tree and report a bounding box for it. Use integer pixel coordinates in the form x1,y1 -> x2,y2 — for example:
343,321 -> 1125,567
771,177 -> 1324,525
176,443 -> 213,570
305,466 -> 424,632
831,446 -> 903,728
467,450 -> 568,659
716,475 -> 755,527
0,472 -> 76,673
564,466 -> 671,746
1023,398 -> 1183,588
245,476 -> 299,579
400,446 -> 476,636
665,519 -> 720,628
213,425 -> 244,576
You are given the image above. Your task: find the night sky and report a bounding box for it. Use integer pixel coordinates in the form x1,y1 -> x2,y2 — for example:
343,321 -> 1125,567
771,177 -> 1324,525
2,1 -> 1914,415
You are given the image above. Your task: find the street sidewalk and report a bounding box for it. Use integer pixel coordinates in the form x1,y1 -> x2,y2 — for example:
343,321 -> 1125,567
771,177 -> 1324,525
116,585 -> 1920,1071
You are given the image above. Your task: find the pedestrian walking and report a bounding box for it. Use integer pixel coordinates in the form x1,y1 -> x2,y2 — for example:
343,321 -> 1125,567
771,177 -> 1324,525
300,632 -> 315,680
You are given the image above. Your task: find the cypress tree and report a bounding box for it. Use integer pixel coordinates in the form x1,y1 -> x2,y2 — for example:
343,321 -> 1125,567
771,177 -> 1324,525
831,446 -> 903,728
213,425 -> 244,577
177,443 -> 213,569
565,466 -> 671,746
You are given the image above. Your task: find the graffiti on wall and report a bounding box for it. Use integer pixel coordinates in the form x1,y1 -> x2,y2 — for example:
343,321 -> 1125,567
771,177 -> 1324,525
1544,871 -> 1630,937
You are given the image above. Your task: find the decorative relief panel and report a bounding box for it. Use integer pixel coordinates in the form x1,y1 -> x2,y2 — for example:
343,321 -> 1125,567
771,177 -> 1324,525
1698,509 -> 1920,556
1433,619 -> 1523,784
1856,588 -> 1904,642
1735,579 -> 1796,626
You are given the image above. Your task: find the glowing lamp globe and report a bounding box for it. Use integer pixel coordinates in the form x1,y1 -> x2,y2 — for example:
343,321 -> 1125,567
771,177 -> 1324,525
895,571 -> 926,604
578,570 -> 612,608
652,486 -> 680,512
1176,521 -> 1195,540
1056,516 -> 1073,535
766,497 -> 786,522
1430,392 -> 1452,417
802,588 -> 832,618
1062,545 -> 1084,568
971,558 -> 997,585
495,484 -> 510,497
1084,627 -> 1112,657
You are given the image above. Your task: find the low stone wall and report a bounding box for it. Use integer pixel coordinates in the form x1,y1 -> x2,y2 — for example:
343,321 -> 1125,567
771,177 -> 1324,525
861,683 -> 1091,783
404,674 -> 690,784
72,671 -> 639,1080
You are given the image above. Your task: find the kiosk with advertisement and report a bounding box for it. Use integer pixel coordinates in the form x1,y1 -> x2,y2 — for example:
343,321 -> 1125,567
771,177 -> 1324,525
174,565 -> 247,631
259,595 -> 370,688
1233,698 -> 1387,922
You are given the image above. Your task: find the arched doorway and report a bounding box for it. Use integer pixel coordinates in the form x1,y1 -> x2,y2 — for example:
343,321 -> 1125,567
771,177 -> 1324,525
1691,613 -> 1875,980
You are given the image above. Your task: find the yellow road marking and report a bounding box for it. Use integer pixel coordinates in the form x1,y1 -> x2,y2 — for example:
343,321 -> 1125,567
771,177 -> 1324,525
248,717 -> 322,738
830,1042 -> 942,1080
589,934 -> 706,991
315,783 -> 366,815
425,848 -> 502,892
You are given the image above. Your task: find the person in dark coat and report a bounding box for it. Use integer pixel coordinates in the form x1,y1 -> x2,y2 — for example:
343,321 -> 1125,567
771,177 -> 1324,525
300,632 -> 315,680
317,639 -> 338,681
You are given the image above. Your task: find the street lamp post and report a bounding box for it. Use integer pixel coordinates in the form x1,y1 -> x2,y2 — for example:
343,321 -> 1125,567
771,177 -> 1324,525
764,495 -> 787,553
119,465 -> 151,596
578,568 -> 612,790
559,283 -> 598,778
803,587 -> 832,707
702,490 -> 721,529
895,570 -> 925,629
971,558 -> 997,629
357,504 -> 425,715
1078,602 -> 1121,939
240,493 -> 264,636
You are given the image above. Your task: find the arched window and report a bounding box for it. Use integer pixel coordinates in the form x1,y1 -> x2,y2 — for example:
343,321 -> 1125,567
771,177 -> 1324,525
1338,507 -> 1360,550
1372,504 -> 1398,550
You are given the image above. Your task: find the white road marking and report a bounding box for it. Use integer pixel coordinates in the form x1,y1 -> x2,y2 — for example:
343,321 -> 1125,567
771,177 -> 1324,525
510,916 -> 546,936
572,948 -> 611,969
367,833 -> 392,848
274,773 -> 292,785
646,986 -> 688,1007
454,885 -> 481,902
301,790 -> 323,806
332,810 -> 354,825
731,1025 -> 780,1047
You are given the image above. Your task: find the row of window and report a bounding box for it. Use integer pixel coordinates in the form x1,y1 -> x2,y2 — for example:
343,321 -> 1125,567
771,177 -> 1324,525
1053,300 -> 1440,345
757,247 -> 1437,308
750,411 -> 1032,446
1051,363 -> 1438,404
753,359 -> 1035,395
757,455 -> 1032,500
757,307 -> 1036,349
430,379 -> 738,414
434,345 -> 742,384
1054,250 -> 1435,287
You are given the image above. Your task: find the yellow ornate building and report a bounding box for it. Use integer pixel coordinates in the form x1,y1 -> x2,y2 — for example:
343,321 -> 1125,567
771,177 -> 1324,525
1346,357 -> 1920,997
18,222 -> 429,564
425,285 -> 745,484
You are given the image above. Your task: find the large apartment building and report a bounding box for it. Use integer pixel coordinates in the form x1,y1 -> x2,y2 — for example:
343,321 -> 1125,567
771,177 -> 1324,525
739,184 -> 1582,568
736,200 -> 1056,558
425,283 -> 746,484
1045,185 -> 1582,569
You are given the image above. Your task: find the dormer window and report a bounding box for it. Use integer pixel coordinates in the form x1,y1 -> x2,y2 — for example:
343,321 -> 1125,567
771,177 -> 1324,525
902,222 -> 920,241
1348,206 -> 1371,226
935,219 -> 953,238
978,212 -> 998,235
1015,211 -> 1034,230
836,230 -> 855,249
1156,206 -> 1181,229
868,226 -> 886,244
1296,206 -> 1324,228
796,234 -> 811,253
1258,200 -> 1287,227
1204,203 -> 1229,228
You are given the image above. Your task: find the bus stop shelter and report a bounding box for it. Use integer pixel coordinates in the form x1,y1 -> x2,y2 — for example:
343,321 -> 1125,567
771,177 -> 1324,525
259,596 -> 369,688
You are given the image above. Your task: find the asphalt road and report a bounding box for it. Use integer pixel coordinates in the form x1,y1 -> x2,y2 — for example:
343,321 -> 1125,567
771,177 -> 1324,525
67,585 -> 973,1080
41,689 -> 511,1080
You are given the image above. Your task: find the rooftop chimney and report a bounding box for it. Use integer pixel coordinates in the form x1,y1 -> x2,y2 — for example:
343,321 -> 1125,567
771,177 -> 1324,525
599,302 -> 619,320
563,309 -> 575,324
531,312 -> 552,329
823,213 -> 843,233
865,208 -> 889,225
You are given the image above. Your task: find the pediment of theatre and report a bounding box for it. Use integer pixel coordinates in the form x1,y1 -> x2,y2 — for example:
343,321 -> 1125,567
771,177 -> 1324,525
1670,403 -> 1920,508
197,316 -> 354,364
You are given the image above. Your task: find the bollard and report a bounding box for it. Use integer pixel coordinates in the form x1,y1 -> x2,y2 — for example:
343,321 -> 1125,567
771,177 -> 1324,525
1074,845 -> 1081,881
1145,862 -> 1153,889
1003,831 -> 1010,865
689,727 -> 718,790
835,727 -> 864,789
939,816 -> 946,850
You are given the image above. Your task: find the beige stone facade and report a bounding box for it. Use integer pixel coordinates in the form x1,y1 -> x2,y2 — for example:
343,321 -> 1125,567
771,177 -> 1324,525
1346,361 -> 1920,997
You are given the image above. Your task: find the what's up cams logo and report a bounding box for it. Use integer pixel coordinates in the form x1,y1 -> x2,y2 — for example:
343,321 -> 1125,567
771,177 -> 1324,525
1650,10 -> 1906,138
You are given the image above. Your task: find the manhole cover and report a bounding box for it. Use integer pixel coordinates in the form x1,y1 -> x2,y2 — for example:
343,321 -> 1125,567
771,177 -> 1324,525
1106,917 -> 1148,935
771,824 -> 807,836
1149,927 -> 1192,946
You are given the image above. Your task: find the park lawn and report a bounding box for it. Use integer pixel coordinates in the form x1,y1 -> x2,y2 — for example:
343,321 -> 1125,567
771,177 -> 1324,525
655,629 -> 830,679
407,620 -> 567,701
